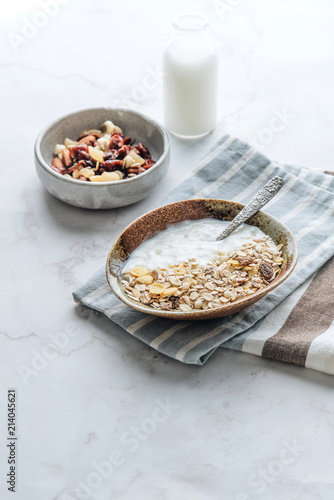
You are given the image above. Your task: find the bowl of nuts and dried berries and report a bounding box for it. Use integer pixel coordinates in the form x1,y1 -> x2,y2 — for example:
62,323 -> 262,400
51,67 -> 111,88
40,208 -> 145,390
35,108 -> 170,209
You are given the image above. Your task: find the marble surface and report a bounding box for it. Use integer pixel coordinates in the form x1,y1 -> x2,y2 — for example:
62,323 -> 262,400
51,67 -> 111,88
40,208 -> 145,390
1,1 -> 334,499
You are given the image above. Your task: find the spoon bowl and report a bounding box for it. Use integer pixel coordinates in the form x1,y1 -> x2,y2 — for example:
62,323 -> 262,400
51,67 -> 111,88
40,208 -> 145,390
106,198 -> 298,320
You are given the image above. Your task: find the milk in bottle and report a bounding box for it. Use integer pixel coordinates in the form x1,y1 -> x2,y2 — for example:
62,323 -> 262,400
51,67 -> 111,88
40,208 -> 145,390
163,15 -> 218,138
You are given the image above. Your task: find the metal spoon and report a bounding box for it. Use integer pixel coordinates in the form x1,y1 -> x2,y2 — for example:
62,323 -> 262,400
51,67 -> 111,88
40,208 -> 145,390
216,176 -> 285,241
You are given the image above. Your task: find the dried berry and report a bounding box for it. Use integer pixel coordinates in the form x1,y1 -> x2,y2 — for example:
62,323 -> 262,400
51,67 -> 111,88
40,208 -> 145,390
103,160 -> 124,171
70,144 -> 90,161
142,159 -> 155,170
109,133 -> 124,150
116,145 -> 131,159
67,160 -> 86,173
104,150 -> 118,160
136,142 -> 151,159
259,262 -> 275,281
236,256 -> 255,266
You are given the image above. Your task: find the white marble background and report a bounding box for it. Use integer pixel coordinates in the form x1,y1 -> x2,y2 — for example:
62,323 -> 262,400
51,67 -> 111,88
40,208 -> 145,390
1,0 -> 334,499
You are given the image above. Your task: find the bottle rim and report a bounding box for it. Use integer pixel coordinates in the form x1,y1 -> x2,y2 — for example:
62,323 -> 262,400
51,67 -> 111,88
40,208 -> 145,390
172,14 -> 210,33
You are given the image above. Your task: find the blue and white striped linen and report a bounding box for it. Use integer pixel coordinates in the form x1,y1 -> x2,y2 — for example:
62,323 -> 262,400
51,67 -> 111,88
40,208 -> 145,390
73,136 -> 334,367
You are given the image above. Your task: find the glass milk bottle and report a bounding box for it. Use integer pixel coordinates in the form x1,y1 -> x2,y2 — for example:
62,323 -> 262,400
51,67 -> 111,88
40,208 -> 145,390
163,14 -> 218,139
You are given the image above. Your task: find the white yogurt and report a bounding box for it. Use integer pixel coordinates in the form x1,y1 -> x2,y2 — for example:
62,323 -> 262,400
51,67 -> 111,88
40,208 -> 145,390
123,219 -> 268,272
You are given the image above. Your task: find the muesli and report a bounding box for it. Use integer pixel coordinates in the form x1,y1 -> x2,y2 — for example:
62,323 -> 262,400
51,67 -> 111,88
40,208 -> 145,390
122,237 -> 283,312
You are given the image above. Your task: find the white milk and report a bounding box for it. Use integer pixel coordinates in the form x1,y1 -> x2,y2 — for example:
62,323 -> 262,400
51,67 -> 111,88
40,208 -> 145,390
123,219 -> 268,272
163,15 -> 218,138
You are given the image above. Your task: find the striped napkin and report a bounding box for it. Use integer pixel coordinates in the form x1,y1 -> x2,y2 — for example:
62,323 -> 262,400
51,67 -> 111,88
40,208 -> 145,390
73,136 -> 334,376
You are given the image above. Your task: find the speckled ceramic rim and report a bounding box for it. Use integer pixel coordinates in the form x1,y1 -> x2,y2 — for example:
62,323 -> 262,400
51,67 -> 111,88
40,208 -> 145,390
34,107 -> 170,186
106,199 -> 299,320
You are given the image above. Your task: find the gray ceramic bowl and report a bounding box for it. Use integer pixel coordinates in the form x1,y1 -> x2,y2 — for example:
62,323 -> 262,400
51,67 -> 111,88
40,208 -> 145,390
106,199 -> 299,320
35,108 -> 170,209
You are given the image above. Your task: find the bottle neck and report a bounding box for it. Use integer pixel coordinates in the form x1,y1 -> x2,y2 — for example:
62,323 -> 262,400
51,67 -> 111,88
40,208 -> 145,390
172,14 -> 210,38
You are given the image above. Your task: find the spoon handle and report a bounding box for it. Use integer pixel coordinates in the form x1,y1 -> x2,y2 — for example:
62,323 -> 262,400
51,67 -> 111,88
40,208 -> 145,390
216,176 -> 285,241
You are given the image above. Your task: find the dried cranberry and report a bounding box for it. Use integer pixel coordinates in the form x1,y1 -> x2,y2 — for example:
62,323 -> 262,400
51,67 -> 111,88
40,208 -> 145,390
142,159 -> 155,170
116,145 -> 131,159
103,160 -> 124,171
136,142 -> 151,159
104,150 -> 118,160
123,136 -> 132,145
70,144 -> 90,161
109,133 -> 124,150
67,160 -> 86,173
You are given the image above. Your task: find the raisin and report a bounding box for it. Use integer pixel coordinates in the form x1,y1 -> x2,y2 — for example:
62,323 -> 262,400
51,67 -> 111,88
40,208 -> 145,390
259,262 -> 275,281
236,256 -> 255,266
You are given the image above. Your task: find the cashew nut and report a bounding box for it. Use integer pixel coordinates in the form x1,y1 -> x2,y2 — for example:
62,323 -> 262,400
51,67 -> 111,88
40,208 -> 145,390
72,169 -> 81,179
88,146 -> 104,163
80,129 -> 102,138
53,144 -> 66,156
64,138 -> 78,148
100,120 -> 123,135
96,134 -> 111,152
123,154 -> 136,168
79,168 -> 95,178
100,171 -> 120,182
128,151 -> 145,165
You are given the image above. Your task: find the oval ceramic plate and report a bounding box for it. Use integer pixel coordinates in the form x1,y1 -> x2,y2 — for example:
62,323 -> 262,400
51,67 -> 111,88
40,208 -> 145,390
106,199 -> 298,320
